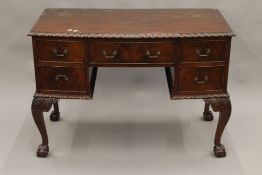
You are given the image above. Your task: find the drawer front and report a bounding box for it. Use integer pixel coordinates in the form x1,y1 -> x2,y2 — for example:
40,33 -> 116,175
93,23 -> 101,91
180,39 -> 227,62
37,40 -> 85,62
37,66 -> 87,93
90,42 -> 174,63
177,66 -> 225,92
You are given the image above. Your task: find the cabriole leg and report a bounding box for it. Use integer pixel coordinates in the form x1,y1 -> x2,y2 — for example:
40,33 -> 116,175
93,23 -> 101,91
31,97 -> 55,157
208,97 -> 232,157
203,99 -> 214,121
50,100 -> 60,121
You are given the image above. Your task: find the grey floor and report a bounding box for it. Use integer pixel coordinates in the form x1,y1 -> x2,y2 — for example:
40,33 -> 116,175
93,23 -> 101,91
0,0 -> 262,175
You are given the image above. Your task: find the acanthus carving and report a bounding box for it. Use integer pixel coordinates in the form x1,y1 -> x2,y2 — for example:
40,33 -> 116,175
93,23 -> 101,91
209,97 -> 231,113
31,97 -> 57,112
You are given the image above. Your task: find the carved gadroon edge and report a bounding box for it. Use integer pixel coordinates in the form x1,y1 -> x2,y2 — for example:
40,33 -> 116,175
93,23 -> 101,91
34,93 -> 92,100
28,32 -> 236,38
171,93 -> 230,100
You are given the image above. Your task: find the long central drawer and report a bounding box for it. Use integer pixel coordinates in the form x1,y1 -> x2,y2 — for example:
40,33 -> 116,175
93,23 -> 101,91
89,42 -> 175,64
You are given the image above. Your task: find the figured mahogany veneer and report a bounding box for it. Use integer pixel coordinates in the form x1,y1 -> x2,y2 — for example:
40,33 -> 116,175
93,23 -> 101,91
37,66 -> 87,94
36,39 -> 85,63
90,41 -> 175,64
180,38 -> 227,62
176,65 -> 225,93
29,9 -> 235,158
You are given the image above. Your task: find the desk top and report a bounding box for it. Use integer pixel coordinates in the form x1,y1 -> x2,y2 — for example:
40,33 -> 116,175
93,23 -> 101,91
29,8 -> 234,38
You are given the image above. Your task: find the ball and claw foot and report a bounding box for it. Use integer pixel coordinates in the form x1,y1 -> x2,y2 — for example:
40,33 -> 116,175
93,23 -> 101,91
36,144 -> 49,157
50,111 -> 60,121
203,111 -> 214,121
213,144 -> 226,157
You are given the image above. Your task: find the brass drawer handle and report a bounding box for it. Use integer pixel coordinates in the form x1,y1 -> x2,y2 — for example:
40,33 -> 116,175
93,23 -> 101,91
146,50 -> 161,58
194,75 -> 208,84
53,48 -> 68,57
55,75 -> 69,82
103,50 -> 117,59
196,48 -> 210,57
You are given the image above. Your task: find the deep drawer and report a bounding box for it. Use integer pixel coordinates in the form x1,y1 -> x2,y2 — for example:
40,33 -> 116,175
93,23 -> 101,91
36,40 -> 85,62
180,39 -> 227,62
37,66 -> 87,93
176,66 -> 226,92
90,42 -> 174,64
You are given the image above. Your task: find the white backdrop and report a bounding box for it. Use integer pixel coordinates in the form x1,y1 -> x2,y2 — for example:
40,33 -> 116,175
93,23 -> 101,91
0,0 -> 261,175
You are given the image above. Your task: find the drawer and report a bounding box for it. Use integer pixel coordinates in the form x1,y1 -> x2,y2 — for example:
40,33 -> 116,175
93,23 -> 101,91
180,39 -> 227,62
37,66 -> 87,93
90,42 -> 174,63
176,66 -> 225,92
36,40 -> 85,62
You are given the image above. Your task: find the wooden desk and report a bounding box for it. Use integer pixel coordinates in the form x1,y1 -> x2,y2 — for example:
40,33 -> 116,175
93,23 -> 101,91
28,9 -> 235,158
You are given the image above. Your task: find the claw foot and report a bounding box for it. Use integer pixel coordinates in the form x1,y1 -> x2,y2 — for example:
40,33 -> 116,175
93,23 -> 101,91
36,144 -> 49,157
213,144 -> 226,157
203,111 -> 214,121
50,111 -> 60,121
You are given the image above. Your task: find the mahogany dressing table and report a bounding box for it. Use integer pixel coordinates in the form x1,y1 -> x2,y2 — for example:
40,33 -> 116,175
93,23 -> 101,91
28,9 -> 235,158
